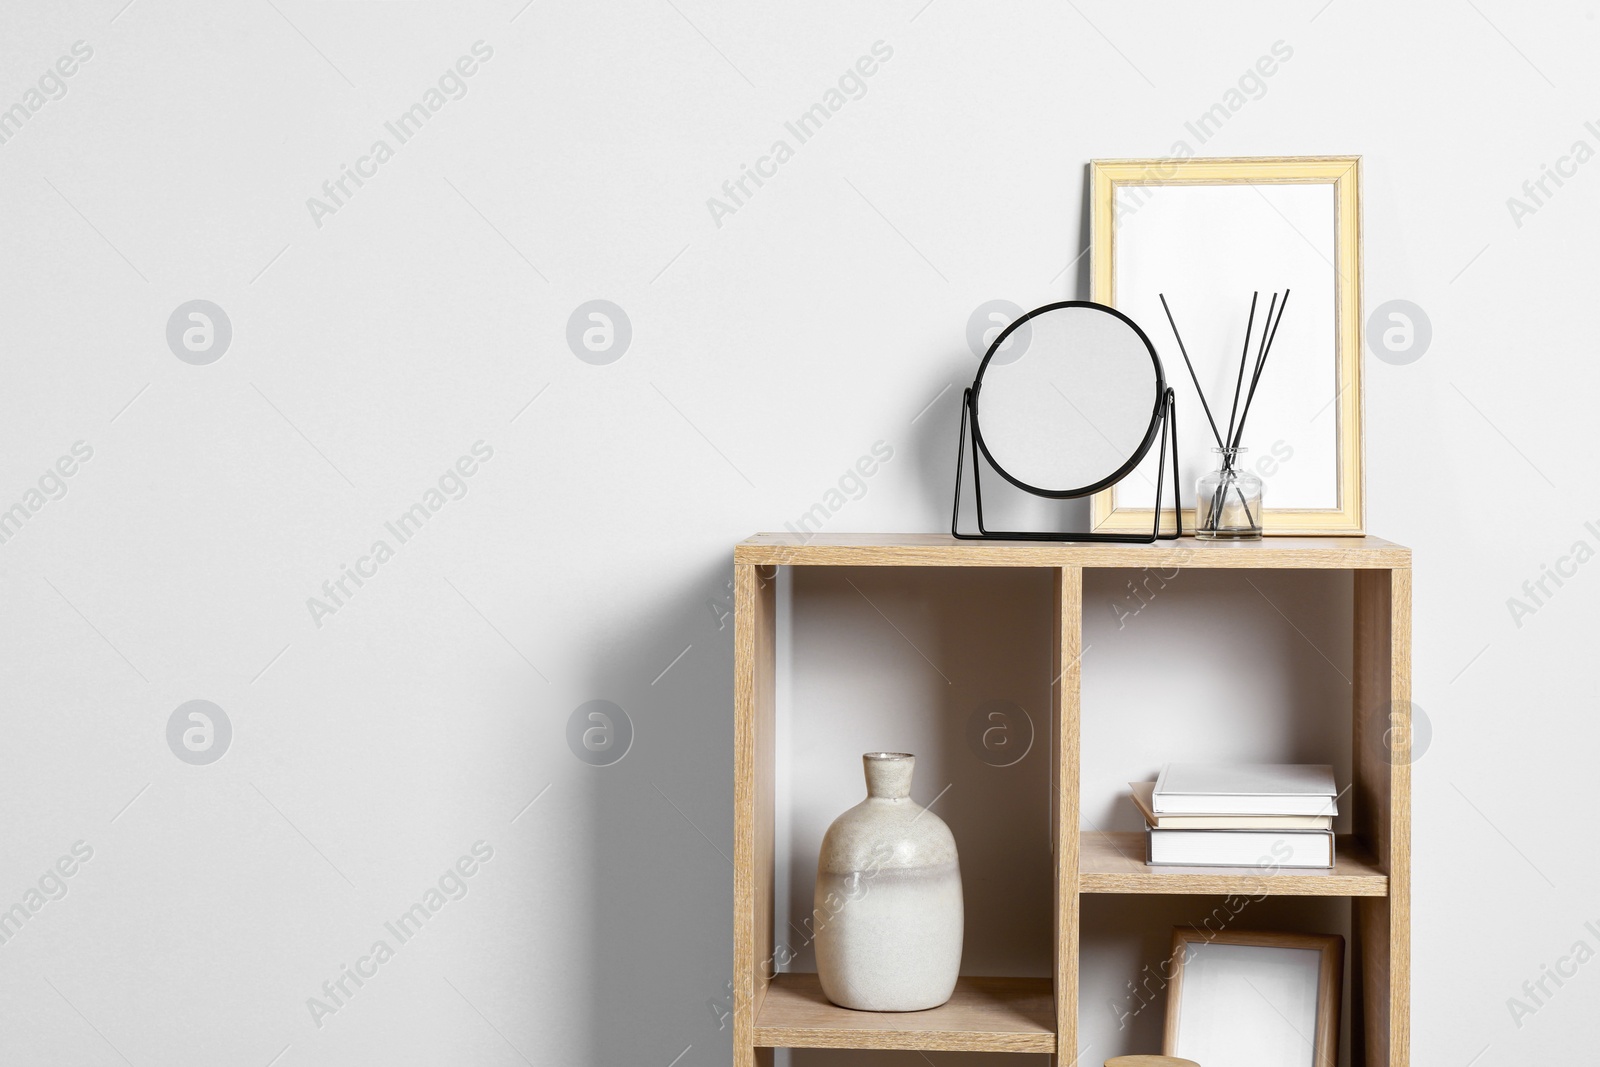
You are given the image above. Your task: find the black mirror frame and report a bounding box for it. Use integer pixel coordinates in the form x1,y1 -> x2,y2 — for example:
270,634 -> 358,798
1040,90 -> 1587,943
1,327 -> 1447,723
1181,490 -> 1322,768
952,300 -> 1183,543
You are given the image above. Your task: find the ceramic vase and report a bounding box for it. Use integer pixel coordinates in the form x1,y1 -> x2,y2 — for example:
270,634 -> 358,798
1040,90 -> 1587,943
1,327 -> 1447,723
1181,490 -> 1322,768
813,752 -> 963,1011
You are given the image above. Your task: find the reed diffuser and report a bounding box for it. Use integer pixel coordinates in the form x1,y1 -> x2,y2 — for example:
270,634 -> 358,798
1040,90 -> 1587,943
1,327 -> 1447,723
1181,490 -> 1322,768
1159,289 -> 1290,540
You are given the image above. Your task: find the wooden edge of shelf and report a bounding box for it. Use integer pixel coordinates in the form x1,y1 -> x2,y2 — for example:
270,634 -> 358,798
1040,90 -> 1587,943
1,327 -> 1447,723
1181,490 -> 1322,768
1079,832 -> 1388,896
752,973 -> 1056,1054
734,533 -> 1410,569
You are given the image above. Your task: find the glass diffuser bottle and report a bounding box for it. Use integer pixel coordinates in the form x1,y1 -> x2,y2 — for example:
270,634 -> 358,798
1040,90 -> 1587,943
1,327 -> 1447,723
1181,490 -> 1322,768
1195,447 -> 1262,540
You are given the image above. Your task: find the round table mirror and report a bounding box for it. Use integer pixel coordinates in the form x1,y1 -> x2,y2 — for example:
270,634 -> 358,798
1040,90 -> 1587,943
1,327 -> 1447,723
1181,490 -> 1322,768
972,301 -> 1166,498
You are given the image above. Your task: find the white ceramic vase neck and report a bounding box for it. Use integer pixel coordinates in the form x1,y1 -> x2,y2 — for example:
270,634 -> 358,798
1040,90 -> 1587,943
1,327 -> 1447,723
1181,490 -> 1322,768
863,752 -> 914,799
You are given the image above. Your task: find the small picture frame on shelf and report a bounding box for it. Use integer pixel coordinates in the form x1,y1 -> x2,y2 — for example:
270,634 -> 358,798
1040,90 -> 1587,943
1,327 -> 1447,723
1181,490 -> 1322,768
1163,928 -> 1343,1067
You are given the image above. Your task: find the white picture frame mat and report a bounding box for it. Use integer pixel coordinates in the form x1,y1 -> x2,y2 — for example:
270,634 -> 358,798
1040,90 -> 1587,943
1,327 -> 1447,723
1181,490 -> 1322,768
1171,940 -> 1325,1067
1111,182 -> 1341,510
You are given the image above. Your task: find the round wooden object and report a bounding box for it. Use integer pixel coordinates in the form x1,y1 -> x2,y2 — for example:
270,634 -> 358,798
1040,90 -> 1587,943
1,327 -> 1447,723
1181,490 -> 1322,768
1104,1058 -> 1201,1067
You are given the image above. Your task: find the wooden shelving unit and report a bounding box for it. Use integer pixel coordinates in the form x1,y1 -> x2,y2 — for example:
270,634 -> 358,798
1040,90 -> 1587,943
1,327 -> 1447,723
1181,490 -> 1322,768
733,534 -> 1411,1066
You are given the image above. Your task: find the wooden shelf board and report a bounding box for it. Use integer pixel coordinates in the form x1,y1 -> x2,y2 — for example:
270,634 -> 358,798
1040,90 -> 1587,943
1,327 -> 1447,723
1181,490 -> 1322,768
753,972 -> 1056,1053
736,532 -> 1409,570
1079,831 -> 1387,897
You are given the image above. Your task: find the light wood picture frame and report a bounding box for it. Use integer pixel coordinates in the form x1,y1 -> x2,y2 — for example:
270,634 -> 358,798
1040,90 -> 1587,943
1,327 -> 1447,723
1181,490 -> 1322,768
1163,928 -> 1344,1067
1089,156 -> 1364,535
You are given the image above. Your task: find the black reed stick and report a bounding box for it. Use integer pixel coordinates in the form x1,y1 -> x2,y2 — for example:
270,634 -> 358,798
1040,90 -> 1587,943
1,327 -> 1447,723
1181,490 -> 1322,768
1243,289 -> 1290,411
1219,289 -> 1291,529
1209,290 -> 1258,531
1223,292 -> 1258,455
1230,291 -> 1276,449
1158,294 -> 1224,449
1231,289 -> 1291,452
1162,291 -> 1253,532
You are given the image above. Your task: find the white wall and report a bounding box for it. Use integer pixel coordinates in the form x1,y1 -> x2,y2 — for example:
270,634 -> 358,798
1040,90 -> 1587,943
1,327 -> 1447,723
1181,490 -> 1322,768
0,1 -> 1593,1065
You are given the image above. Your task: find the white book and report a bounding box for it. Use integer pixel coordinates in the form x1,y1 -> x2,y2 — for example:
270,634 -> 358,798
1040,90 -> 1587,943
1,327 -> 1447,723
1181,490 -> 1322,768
1152,763 -> 1338,816
1130,782 -> 1332,830
1147,829 -> 1335,869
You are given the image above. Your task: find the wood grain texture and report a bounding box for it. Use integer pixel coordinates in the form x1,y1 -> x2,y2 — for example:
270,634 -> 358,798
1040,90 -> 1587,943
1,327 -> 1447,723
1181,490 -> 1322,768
1353,895 -> 1390,1067
1079,832 -> 1386,896
733,564 -> 777,1067
1352,567 -> 1411,1067
1353,571 -> 1394,866
735,533 -> 1408,570
1389,567 -> 1412,1067
753,972 -> 1056,1053
1057,567 -> 1082,1066
1352,569 -> 1390,1067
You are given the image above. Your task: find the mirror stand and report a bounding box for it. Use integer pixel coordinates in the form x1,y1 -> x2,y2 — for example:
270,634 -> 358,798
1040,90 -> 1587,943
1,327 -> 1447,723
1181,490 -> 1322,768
951,386 -> 1183,543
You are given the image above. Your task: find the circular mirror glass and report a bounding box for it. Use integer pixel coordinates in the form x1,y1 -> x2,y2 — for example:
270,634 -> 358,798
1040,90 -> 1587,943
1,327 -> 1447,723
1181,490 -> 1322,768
972,302 -> 1165,497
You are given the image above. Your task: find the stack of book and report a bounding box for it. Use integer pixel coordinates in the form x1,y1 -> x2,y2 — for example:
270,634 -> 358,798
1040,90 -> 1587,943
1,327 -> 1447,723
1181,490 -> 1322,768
1133,763 -> 1338,869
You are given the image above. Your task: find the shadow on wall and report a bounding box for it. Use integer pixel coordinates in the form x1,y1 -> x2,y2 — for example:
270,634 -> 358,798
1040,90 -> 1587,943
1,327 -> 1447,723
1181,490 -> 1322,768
581,553 -> 739,1066
579,176 -> 1104,1065
903,167 -> 1097,541
570,368 -> 1084,1065
908,376 -> 1097,541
